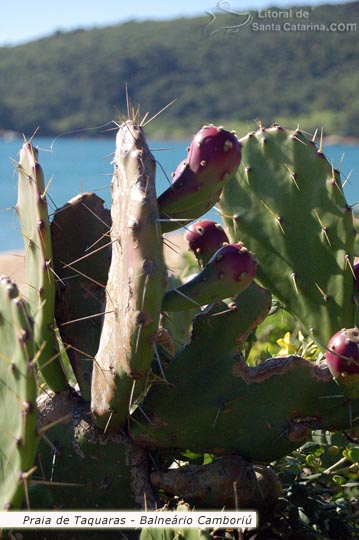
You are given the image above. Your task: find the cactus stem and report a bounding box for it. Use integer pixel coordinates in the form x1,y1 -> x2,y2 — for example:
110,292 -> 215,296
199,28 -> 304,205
60,309 -> 115,327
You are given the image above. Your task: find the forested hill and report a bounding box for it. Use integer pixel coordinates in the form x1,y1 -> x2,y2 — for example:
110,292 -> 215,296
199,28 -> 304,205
0,1 -> 358,138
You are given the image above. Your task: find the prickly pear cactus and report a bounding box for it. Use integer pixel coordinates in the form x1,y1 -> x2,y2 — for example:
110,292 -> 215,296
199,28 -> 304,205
51,192 -> 111,401
220,125 -> 355,346
16,138 -> 68,392
0,276 -> 39,510
91,121 -> 166,429
6,112 -> 359,527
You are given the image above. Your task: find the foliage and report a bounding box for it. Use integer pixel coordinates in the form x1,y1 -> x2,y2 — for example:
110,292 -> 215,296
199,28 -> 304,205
0,2 -> 358,137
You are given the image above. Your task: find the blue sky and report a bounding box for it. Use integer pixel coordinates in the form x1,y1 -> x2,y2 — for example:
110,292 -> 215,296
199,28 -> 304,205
0,0 -> 350,46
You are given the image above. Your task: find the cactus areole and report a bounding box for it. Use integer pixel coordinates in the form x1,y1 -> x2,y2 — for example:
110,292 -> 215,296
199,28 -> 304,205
325,328 -> 359,399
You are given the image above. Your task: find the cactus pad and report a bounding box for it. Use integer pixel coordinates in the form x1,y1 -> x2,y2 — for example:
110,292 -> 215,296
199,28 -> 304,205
16,139 -> 68,392
0,276 -> 39,509
51,192 -> 111,401
220,125 -> 355,346
91,121 -> 166,429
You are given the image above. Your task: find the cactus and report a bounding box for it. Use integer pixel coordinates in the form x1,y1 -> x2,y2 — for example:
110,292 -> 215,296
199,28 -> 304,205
219,125 -> 355,346
129,283 -> 359,462
91,120 -> 166,430
51,192 -> 111,401
0,276 -> 39,510
16,138 -> 68,392
2,113 -> 358,537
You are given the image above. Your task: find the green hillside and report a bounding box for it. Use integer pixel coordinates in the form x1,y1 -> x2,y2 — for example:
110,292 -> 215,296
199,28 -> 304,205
0,2 -> 358,137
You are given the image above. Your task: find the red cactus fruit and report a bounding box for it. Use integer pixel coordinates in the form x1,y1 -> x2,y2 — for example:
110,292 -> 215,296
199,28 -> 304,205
185,219 -> 229,267
158,125 -> 242,215
209,242 -> 257,287
182,124 -> 242,180
325,327 -> 359,400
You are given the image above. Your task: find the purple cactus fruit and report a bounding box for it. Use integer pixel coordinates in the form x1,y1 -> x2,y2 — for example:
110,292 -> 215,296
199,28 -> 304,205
162,242 -> 257,311
158,125 -> 242,216
210,242 -> 257,287
354,257 -> 359,293
325,327 -> 359,400
182,124 -> 241,181
185,219 -> 229,267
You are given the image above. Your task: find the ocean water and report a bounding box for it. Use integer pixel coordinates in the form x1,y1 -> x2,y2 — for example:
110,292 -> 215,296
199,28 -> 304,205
0,134 -> 358,252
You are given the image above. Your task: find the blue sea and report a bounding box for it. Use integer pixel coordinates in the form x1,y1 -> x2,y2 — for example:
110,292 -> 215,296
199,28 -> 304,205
0,134 -> 358,252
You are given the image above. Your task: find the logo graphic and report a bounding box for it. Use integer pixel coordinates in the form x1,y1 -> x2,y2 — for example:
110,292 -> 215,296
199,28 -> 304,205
204,1 -> 253,35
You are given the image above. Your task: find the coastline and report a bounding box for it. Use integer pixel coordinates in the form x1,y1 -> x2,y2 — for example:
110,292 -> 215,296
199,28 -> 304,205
0,232 -> 188,293
1,130 -> 359,146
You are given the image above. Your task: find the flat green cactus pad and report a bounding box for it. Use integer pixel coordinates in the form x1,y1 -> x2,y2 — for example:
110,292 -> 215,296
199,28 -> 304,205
220,125 -> 355,346
0,276 -> 39,509
130,283 -> 359,462
51,193 -> 111,401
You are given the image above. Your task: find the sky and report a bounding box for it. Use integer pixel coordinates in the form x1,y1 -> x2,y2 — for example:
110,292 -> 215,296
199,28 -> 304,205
0,0 -> 351,46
